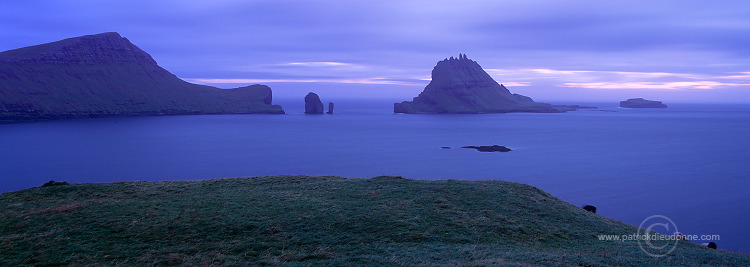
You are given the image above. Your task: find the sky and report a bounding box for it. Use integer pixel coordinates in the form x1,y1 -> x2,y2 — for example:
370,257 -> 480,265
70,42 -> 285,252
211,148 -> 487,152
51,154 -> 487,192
2,0 -> 750,103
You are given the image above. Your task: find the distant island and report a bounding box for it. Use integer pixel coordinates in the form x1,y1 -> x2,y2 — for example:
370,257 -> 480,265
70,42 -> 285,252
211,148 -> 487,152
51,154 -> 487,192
620,98 -> 668,108
394,54 -> 589,113
0,32 -> 284,123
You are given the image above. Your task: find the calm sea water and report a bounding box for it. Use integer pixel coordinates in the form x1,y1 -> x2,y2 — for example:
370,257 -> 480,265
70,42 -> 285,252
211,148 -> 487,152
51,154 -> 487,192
1,100 -> 749,252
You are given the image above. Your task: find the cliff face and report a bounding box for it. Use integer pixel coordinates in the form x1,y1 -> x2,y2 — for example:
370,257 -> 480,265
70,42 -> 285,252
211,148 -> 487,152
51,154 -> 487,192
394,54 -> 576,113
0,32 -> 284,122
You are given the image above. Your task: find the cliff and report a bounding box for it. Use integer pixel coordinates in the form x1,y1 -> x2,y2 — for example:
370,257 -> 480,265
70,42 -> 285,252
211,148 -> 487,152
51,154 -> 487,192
394,54 -> 579,113
0,32 -> 284,122
620,98 -> 668,108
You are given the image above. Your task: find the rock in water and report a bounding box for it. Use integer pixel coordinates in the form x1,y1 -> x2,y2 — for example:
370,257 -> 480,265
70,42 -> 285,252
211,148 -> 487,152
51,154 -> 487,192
327,102 -> 334,114
619,98 -> 668,108
0,32 -> 284,123
304,92 -> 324,114
394,54 -> 579,113
462,145 -> 512,152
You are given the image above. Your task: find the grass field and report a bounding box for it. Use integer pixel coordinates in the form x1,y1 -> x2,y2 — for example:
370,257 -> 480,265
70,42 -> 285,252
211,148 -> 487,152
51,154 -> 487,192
1,175 -> 748,266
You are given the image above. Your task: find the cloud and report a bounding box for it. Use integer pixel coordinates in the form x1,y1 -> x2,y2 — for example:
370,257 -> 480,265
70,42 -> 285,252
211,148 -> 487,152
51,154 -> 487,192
488,68 -> 704,80
485,68 -> 750,91
216,61 -> 430,87
227,61 -> 369,76
719,72 -> 750,80
502,82 -> 531,87
4,1 -> 750,101
562,81 -> 750,90
184,77 -> 421,86
286,62 -> 355,67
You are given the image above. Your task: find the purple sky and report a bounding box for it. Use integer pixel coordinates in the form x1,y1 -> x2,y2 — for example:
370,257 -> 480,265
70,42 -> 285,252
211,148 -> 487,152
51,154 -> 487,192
2,1 -> 750,103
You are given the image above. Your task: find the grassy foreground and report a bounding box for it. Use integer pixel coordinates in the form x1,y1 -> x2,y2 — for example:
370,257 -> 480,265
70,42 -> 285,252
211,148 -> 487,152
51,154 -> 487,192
1,176 -> 748,266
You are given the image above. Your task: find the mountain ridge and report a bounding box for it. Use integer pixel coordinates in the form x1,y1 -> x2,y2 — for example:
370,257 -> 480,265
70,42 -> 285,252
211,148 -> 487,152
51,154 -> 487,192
0,32 -> 284,123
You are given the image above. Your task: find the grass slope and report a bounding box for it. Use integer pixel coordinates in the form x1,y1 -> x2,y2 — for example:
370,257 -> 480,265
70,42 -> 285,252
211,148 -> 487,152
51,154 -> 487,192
1,176 -> 748,266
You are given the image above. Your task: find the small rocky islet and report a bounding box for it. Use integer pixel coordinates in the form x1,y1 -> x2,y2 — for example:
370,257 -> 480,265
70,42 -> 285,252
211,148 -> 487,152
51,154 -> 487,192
462,145 -> 513,152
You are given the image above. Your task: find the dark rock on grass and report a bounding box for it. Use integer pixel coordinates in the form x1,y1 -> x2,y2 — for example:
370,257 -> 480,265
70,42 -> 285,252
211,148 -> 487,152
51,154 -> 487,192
583,205 -> 597,213
708,242 -> 718,249
41,180 -> 69,187
462,145 -> 512,152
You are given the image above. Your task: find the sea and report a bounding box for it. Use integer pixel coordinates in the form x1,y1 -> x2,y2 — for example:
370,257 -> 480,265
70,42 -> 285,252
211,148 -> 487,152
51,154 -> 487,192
1,99 -> 749,253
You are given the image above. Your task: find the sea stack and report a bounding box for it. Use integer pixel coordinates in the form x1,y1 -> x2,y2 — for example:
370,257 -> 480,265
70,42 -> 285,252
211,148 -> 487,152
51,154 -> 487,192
327,102 -> 334,114
620,98 -> 668,108
394,54 -> 579,113
304,92 -> 324,114
0,32 -> 284,123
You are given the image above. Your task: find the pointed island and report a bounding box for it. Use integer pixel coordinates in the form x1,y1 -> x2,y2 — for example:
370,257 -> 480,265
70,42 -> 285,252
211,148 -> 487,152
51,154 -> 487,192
0,32 -> 284,123
395,54 -> 586,113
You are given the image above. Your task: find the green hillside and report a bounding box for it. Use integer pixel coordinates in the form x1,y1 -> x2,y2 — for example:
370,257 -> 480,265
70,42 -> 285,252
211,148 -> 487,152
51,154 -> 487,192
1,176 -> 747,266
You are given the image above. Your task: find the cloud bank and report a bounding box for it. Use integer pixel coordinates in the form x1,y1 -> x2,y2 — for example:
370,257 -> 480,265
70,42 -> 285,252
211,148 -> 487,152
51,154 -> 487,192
2,0 -> 750,102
